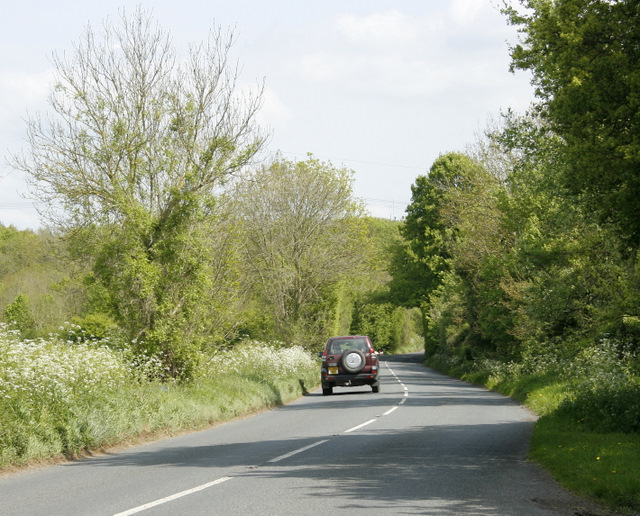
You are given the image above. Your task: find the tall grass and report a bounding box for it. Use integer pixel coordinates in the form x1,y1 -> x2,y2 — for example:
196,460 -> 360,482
0,325 -> 319,468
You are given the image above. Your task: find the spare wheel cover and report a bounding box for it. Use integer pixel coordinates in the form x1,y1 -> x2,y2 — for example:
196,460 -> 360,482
341,349 -> 365,373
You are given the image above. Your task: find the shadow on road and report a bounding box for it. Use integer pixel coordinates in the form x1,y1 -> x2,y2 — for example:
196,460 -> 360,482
62,419 -> 600,515
58,351 -> 609,516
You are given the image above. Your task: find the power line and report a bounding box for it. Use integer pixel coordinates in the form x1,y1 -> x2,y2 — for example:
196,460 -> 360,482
362,197 -> 409,207
279,151 -> 426,171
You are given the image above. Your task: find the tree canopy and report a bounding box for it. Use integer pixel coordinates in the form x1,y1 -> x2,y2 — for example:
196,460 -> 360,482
233,154 -> 369,344
504,0 -> 640,247
389,152 -> 490,308
10,8 -> 266,376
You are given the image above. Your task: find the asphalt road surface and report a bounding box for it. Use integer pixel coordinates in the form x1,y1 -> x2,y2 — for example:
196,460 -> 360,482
0,353 -> 610,515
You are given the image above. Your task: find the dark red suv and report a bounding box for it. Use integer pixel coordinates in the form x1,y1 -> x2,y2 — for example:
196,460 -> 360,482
319,335 -> 380,395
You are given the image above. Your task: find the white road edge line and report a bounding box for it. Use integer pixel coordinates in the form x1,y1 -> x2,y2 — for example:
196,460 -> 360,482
345,418 -> 377,433
113,476 -> 233,516
268,439 -> 329,463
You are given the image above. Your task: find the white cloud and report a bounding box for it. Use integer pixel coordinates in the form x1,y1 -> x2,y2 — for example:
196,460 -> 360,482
0,69 -> 52,108
0,69 -> 52,150
257,86 -> 293,126
336,9 -> 418,46
299,52 -> 337,82
449,0 -> 485,25
297,10 -> 447,97
292,2 -> 524,106
0,1 -> 535,226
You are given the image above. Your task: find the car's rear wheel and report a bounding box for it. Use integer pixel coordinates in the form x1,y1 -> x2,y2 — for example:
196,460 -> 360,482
322,385 -> 333,396
341,349 -> 365,374
371,382 -> 380,393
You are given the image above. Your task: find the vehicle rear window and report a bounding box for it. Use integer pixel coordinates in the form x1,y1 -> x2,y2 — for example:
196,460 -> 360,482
329,338 -> 368,353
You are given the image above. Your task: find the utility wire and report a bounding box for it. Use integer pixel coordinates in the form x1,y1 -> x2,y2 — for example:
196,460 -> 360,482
279,150 -> 426,171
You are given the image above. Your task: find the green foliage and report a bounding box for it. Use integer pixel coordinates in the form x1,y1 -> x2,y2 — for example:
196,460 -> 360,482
394,152 -> 507,356
420,109 -> 640,373
389,168 -> 450,307
423,272 -> 469,357
0,225 -> 87,334
87,200 -> 243,377
551,342 -> 640,434
64,314 -> 118,343
10,10 -> 266,377
0,326 -> 318,467
3,294 -> 35,337
558,383 -> 640,435
234,154 -> 371,346
350,302 -> 422,354
351,303 -> 394,352
504,0 -> 640,247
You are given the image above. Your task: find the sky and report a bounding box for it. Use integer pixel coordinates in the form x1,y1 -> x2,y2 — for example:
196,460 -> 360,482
0,0 -> 534,230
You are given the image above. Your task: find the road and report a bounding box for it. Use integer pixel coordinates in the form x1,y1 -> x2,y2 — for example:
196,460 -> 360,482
0,353 -> 608,515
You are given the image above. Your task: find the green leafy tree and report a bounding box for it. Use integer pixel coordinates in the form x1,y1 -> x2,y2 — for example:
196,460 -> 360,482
504,0 -> 640,246
449,110 -> 640,361
4,294 -> 35,336
390,153 -> 487,305
489,110 -> 640,354
389,175 -> 448,308
390,153 -> 494,351
234,154 -> 369,346
10,9 -> 266,377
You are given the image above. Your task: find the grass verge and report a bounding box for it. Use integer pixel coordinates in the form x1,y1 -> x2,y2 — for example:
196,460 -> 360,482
530,415 -> 640,513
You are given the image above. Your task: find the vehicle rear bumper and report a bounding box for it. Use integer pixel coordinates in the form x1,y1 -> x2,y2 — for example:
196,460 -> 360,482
322,372 -> 379,387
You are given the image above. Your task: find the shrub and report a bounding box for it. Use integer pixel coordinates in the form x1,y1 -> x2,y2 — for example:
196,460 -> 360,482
557,383 -> 640,434
64,314 -> 118,343
3,294 -> 36,337
201,340 -> 318,380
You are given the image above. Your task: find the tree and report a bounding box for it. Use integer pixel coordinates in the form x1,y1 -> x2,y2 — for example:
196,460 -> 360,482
11,9 -> 267,377
503,0 -> 640,247
233,154 -> 369,345
485,110 -> 640,354
389,153 -> 494,352
388,176 -> 447,309
390,153 -> 489,307
3,294 -> 35,337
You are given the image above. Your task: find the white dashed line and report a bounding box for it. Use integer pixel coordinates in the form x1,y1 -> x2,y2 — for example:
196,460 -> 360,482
113,476 -> 233,515
115,362 -> 411,515
268,440 -> 328,463
383,406 -> 399,416
345,418 -> 378,433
